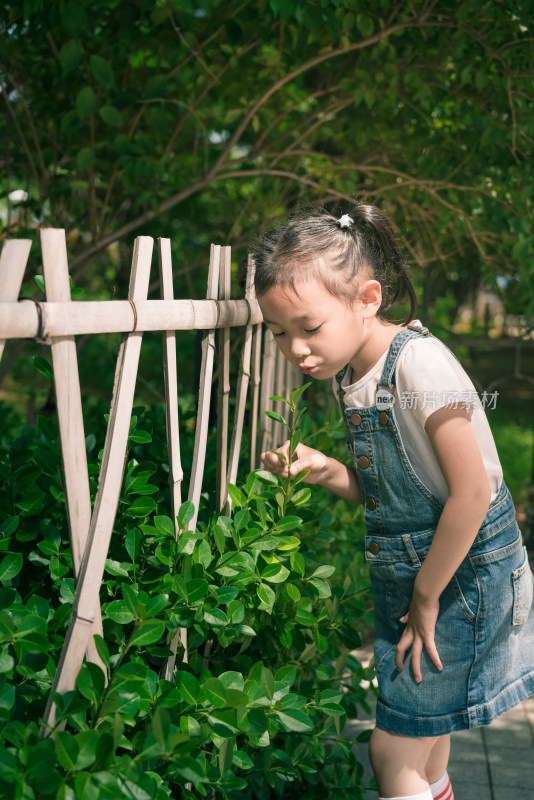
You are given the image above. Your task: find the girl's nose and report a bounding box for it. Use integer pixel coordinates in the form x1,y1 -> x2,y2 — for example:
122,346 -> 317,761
290,337 -> 311,359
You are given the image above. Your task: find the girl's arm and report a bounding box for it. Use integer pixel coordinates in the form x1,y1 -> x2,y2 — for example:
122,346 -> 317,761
261,441 -> 362,504
395,406 -> 492,683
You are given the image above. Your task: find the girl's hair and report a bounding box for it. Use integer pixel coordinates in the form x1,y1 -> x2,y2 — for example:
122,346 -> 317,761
251,204 -> 417,322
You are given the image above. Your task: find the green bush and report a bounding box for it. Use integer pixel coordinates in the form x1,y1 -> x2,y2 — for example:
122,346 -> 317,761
0,385 -> 374,800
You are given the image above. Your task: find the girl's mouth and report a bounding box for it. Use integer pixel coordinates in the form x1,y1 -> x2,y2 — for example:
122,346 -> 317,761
300,365 -> 318,374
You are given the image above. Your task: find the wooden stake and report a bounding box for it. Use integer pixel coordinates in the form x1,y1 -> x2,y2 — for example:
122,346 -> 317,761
158,238 -> 188,679
216,246 -> 231,510
40,229 -> 106,677
249,322 -> 262,471
227,255 -> 255,486
0,239 -> 31,362
41,236 -> 153,735
259,328 -> 276,455
187,244 -> 220,532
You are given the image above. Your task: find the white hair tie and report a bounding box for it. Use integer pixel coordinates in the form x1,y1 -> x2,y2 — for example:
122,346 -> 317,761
338,214 -> 354,229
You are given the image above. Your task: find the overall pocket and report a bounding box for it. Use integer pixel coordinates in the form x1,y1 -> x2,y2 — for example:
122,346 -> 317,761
512,547 -> 534,626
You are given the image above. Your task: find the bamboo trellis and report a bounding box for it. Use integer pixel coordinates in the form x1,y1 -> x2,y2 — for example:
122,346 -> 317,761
0,231 -> 301,735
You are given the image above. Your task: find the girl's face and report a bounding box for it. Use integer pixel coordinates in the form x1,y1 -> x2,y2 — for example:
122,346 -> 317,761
258,272 -> 383,381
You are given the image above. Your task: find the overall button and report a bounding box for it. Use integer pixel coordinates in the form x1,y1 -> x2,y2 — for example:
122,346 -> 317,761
366,497 -> 376,510
369,541 -> 380,555
350,413 -> 362,426
379,411 -> 389,425
357,455 -> 370,469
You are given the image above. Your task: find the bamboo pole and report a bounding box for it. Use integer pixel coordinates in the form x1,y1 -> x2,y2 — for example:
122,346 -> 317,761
41,236 -> 154,735
0,239 -> 32,362
216,247 -> 231,510
0,297 -> 262,338
249,322 -> 263,470
158,238 -> 188,680
227,255 -> 255,486
186,244 -> 220,532
258,328 -> 276,455
40,229 -> 106,677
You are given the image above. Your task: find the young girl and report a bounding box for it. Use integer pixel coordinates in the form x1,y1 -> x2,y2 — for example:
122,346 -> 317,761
252,205 -> 534,800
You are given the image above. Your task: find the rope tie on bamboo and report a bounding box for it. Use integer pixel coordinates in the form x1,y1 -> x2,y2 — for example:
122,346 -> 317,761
18,297 -> 51,345
127,298 -> 138,332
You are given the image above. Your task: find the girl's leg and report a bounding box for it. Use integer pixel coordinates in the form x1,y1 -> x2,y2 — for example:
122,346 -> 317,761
426,736 -> 454,800
425,735 -> 450,784
369,727 -> 440,798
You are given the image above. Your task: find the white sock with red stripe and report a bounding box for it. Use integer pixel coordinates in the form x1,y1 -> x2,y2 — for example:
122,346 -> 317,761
379,792 -> 432,800
429,770 -> 454,800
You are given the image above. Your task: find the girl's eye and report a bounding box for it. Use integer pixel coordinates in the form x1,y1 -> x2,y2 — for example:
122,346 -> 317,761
272,331 -> 285,338
305,326 -> 321,335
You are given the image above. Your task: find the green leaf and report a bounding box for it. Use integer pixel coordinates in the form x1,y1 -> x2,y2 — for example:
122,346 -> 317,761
203,608 -> 229,627
275,515 -> 302,532
254,469 -> 278,484
257,583 -> 275,608
128,620 -> 165,647
227,484 -> 246,508
0,647 -> 14,673
356,13 -> 374,38
99,105 -> 124,127
180,715 -> 202,736
186,578 -> 209,602
105,599 -> 135,625
154,515 -> 175,536
310,565 -> 336,579
129,430 -> 152,444
74,730 -> 99,770
125,528 -> 142,561
76,147 -> 95,172
275,708 -> 313,732
76,87 -> 97,120
218,738 -> 234,777
309,577 -> 331,598
77,662 -> 105,704
152,705 -> 170,749
285,582 -> 301,601
33,356 -> 53,379
0,517 -> 19,538
90,55 -> 115,86
93,634 -> 110,670
61,3 -> 87,37
201,677 -> 227,708
176,671 -> 200,705
0,553 -> 23,581
261,563 -> 290,583
125,497 -> 157,518
265,410 -> 288,425
59,39 -> 82,75
261,666 -> 274,700
177,500 -> 195,528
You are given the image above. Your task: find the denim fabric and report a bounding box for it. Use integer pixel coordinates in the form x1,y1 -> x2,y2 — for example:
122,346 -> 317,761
336,326 -> 534,736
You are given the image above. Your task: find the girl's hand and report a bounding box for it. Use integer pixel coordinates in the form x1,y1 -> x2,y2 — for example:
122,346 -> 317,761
395,592 -> 443,683
260,440 -> 328,485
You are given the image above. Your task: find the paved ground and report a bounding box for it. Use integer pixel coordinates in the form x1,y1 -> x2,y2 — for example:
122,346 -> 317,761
345,647 -> 534,799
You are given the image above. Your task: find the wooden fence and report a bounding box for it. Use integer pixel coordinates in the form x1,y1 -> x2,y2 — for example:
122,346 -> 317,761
0,231 -> 301,735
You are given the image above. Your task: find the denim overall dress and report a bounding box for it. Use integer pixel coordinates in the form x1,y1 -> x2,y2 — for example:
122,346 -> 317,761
336,326 -> 534,736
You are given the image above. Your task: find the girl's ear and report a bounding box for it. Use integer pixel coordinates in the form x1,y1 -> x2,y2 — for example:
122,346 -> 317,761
359,279 -> 382,318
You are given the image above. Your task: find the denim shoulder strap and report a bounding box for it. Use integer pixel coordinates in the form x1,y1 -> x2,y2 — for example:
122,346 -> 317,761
334,366 -> 348,406
379,324 -> 432,390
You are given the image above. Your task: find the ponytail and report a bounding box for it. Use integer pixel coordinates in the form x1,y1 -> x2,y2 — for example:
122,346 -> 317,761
348,204 -> 417,322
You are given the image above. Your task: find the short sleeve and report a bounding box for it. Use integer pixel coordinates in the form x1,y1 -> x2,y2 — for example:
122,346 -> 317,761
395,337 -> 481,428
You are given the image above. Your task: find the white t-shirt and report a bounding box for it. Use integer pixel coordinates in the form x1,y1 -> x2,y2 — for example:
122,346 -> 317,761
340,326 -> 503,503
